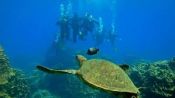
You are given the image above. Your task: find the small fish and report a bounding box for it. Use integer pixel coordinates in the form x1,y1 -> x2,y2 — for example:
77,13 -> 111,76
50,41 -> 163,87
87,48 -> 99,55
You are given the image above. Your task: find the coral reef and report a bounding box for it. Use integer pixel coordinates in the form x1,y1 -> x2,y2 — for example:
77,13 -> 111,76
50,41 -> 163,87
32,89 -> 58,98
0,91 -> 11,98
0,46 -> 15,85
130,58 -> 175,98
0,46 -> 31,98
168,57 -> 175,71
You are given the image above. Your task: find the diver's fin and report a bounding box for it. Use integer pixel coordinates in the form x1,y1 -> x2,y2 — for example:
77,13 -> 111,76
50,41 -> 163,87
36,65 -> 77,74
119,64 -> 129,71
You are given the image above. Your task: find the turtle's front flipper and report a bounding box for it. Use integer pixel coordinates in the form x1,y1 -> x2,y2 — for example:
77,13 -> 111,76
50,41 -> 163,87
36,65 -> 77,74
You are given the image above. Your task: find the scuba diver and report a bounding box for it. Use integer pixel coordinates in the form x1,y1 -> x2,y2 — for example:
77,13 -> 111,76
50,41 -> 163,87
57,4 -> 71,42
108,23 -> 117,46
86,14 -> 98,33
70,13 -> 81,43
80,13 -> 98,40
57,15 -> 70,41
94,17 -> 105,46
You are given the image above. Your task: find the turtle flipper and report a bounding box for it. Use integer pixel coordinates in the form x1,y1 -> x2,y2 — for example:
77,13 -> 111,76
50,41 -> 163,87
36,65 -> 77,74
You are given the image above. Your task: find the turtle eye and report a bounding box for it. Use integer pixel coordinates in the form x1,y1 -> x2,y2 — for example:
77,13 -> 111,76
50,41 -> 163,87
76,55 -> 78,59
76,55 -> 80,60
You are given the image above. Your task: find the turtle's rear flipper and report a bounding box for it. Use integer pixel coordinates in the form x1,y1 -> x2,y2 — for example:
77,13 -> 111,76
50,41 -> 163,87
36,65 -> 77,74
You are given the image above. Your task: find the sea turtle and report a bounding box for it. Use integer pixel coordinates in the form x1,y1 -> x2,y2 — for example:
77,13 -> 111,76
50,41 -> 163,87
37,55 -> 140,98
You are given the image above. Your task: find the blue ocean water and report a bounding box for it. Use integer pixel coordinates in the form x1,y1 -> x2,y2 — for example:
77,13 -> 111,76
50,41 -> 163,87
0,0 -> 175,97
1,0 -> 175,69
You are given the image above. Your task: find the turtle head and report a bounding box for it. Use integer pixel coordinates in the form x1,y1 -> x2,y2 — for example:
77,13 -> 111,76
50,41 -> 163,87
76,55 -> 87,66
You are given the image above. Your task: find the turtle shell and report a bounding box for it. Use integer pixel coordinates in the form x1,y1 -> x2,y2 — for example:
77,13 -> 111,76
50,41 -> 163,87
79,59 -> 139,94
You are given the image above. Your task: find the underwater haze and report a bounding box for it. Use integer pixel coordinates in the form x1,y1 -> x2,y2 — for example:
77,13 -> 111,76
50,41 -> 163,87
0,0 -> 175,98
1,0 -> 175,69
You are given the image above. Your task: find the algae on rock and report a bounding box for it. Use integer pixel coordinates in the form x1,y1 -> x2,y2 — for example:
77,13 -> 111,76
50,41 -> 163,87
0,46 -> 31,98
130,58 -> 175,98
0,46 -> 15,85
